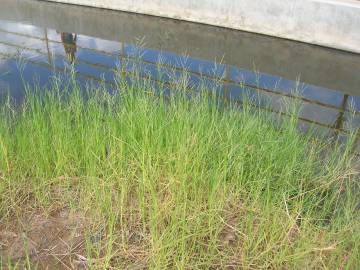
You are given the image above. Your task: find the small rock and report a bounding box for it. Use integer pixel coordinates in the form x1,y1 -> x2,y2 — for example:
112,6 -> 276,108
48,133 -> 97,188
73,254 -> 89,269
59,208 -> 70,218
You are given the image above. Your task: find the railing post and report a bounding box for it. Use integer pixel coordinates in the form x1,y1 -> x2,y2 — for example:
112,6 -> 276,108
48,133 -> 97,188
333,94 -> 349,134
44,28 -> 53,66
224,64 -> 230,105
121,42 -> 126,78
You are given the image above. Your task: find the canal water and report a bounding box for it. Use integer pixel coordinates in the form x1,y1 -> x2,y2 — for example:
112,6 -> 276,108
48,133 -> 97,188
0,0 -> 359,146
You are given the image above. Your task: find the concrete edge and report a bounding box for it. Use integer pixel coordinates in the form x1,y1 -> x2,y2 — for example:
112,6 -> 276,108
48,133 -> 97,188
39,0 -> 360,53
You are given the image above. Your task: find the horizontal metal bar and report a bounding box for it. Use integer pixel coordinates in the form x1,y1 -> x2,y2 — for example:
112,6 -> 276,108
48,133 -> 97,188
0,28 -> 119,57
0,39 -> 115,74
0,51 -> 115,86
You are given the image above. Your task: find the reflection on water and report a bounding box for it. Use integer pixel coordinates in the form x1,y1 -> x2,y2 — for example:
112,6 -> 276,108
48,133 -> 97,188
60,32 -> 77,64
0,0 -> 359,151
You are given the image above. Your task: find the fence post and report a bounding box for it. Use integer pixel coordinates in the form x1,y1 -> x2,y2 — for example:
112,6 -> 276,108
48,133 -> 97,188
44,28 -> 53,66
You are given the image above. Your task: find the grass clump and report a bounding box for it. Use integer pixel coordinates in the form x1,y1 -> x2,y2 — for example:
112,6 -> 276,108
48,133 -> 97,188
0,74 -> 359,269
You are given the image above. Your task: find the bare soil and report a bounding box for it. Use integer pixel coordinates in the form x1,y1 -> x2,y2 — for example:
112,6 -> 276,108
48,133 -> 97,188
0,208 -> 87,269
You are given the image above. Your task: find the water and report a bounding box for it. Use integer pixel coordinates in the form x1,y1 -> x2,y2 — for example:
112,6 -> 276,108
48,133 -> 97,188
0,0 -> 360,145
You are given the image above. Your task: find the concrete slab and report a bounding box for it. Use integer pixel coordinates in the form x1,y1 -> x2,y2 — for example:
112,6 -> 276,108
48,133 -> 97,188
39,0 -> 360,53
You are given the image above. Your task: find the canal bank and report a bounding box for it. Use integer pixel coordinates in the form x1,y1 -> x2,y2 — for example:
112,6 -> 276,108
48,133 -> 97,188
40,0 -> 360,53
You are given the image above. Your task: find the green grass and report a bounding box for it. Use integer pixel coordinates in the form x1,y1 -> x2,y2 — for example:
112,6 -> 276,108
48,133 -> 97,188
0,73 -> 359,269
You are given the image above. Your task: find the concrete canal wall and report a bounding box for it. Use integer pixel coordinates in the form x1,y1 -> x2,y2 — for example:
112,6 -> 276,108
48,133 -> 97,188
3,0 -> 359,95
41,0 -> 360,53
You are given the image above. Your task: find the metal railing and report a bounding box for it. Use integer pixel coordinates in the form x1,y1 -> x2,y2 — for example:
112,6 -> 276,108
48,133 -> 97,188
0,26 -> 358,143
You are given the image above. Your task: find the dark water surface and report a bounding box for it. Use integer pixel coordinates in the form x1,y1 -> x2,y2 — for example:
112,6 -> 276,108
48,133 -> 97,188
0,0 -> 359,146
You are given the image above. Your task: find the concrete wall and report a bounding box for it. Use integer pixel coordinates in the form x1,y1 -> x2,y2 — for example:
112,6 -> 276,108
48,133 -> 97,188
41,0 -> 360,53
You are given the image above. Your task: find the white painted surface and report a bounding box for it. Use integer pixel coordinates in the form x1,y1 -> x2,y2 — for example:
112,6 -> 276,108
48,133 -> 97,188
41,0 -> 360,53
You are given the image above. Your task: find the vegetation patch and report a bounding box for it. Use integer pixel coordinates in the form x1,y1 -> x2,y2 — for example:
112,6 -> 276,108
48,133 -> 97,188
0,74 -> 359,269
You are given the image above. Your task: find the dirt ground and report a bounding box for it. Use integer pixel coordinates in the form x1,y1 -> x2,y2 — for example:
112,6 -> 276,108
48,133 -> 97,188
0,208 -> 87,269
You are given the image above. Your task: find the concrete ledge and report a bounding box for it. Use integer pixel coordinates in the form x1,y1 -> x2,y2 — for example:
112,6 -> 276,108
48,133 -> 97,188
41,0 -> 360,53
